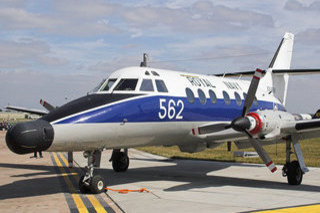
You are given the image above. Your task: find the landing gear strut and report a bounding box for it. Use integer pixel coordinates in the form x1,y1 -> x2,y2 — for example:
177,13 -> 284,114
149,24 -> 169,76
110,149 -> 129,172
282,137 -> 305,185
79,151 -> 106,194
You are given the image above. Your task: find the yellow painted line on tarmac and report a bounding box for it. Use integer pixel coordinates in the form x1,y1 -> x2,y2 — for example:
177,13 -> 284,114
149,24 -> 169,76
52,152 -> 89,213
254,203 -> 320,213
58,153 -> 108,213
87,195 -> 108,213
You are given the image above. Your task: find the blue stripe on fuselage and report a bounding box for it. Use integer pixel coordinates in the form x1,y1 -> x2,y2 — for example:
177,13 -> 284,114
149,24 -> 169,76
54,95 -> 286,124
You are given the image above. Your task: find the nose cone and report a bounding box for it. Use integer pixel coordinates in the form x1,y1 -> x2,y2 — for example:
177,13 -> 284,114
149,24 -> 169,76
6,119 -> 54,154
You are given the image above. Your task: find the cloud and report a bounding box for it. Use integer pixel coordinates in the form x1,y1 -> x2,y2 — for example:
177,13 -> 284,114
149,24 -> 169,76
119,2 -> 274,34
296,28 -> 320,45
0,39 -> 67,69
284,0 -> 320,11
0,70 -> 100,108
0,2 -> 118,37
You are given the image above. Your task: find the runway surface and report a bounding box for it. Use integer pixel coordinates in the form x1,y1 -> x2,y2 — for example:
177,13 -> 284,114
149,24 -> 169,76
1,130 -> 320,212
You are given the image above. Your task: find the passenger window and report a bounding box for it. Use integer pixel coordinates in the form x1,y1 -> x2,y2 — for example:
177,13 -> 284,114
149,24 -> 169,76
243,92 -> 247,100
186,88 -> 195,103
140,79 -> 154,92
243,92 -> 258,106
155,80 -> 168,92
254,96 -> 258,106
102,78 -> 117,91
234,92 -> 242,106
198,89 -> 206,105
209,90 -> 217,104
114,79 -> 138,91
223,91 -> 230,105
151,71 -> 159,76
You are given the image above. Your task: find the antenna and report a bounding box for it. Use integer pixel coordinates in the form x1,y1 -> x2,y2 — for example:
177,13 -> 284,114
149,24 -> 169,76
140,53 -> 148,67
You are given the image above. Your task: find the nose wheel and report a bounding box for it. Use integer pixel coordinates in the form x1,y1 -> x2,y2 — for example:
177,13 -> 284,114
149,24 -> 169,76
79,151 -> 106,194
110,149 -> 129,172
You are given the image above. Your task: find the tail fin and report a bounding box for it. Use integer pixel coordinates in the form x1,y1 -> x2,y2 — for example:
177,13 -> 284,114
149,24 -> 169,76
261,32 -> 294,106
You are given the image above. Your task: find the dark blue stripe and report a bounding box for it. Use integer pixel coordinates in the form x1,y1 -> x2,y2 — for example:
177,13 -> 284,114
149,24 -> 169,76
55,96 -> 286,124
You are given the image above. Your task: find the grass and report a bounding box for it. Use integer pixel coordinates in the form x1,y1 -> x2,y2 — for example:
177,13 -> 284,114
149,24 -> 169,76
138,138 -> 320,167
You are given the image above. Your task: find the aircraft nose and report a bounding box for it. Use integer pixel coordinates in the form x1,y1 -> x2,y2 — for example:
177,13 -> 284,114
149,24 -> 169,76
6,119 -> 54,154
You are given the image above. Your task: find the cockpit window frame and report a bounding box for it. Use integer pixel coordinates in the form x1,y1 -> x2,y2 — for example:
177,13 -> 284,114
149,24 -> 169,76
113,78 -> 139,92
100,78 -> 118,92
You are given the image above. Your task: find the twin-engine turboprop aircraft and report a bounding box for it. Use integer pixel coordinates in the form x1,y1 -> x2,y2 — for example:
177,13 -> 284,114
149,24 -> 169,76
5,32 -> 320,194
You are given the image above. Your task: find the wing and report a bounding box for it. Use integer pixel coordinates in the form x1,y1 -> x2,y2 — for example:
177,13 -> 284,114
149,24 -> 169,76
6,106 -> 48,116
281,118 -> 320,139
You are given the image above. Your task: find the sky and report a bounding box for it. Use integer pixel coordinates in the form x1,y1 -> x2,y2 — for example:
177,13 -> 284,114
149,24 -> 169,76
0,0 -> 320,113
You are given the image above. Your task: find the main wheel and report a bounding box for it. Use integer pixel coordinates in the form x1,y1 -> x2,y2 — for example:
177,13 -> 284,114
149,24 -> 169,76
89,175 -> 106,194
287,161 -> 303,185
79,175 -> 90,193
112,152 -> 129,172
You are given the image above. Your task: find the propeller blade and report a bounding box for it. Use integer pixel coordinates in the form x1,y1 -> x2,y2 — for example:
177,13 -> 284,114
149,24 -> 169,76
40,99 -> 55,112
244,130 -> 277,173
198,123 -> 230,135
242,68 -> 263,117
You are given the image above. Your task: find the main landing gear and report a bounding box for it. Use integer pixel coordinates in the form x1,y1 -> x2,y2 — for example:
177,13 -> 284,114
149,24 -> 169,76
79,150 -> 106,194
282,135 -> 309,185
110,148 -> 129,172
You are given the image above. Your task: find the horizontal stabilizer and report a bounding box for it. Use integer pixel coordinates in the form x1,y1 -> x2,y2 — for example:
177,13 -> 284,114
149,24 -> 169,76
214,69 -> 320,78
6,106 -> 47,116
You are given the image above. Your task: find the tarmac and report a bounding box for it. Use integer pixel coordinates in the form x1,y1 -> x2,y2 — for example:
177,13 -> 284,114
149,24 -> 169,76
1,130 -> 320,213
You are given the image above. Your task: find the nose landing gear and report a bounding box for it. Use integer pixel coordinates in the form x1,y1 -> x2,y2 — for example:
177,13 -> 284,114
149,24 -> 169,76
79,150 -> 106,194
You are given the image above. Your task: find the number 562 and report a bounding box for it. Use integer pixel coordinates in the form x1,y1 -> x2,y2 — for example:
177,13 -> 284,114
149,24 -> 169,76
158,98 -> 184,120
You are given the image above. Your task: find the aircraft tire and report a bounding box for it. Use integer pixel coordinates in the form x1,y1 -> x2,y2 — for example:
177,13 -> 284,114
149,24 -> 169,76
79,175 -> 90,194
287,161 -> 303,185
89,175 -> 106,194
112,152 -> 129,172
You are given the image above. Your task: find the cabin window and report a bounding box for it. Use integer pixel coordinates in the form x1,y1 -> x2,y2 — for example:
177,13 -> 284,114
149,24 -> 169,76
234,92 -> 242,106
198,89 -> 206,105
102,78 -> 117,91
114,79 -> 138,91
155,80 -> 168,92
243,92 -> 247,101
209,89 -> 217,104
244,92 -> 258,106
254,97 -> 258,106
145,71 -> 150,75
140,79 -> 154,92
92,78 -> 106,92
186,88 -> 195,103
151,71 -> 160,76
223,91 -> 230,105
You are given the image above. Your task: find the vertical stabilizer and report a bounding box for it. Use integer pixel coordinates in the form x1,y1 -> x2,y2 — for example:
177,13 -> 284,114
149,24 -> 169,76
262,32 -> 294,106
269,32 -> 294,69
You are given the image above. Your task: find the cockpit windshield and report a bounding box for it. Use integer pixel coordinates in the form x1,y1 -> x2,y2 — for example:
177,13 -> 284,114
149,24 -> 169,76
91,78 -> 106,93
101,78 -> 117,91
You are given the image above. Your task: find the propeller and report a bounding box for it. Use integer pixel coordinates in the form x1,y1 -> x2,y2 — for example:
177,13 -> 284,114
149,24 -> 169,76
199,68 -> 277,173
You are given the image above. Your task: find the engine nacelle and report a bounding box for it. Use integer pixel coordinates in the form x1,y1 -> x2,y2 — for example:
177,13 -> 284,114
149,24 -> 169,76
246,110 -> 295,138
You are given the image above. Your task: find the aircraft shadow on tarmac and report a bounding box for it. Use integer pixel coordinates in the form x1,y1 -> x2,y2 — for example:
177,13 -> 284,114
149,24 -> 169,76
0,163 -> 71,200
0,158 -> 319,200
100,158 -> 320,193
